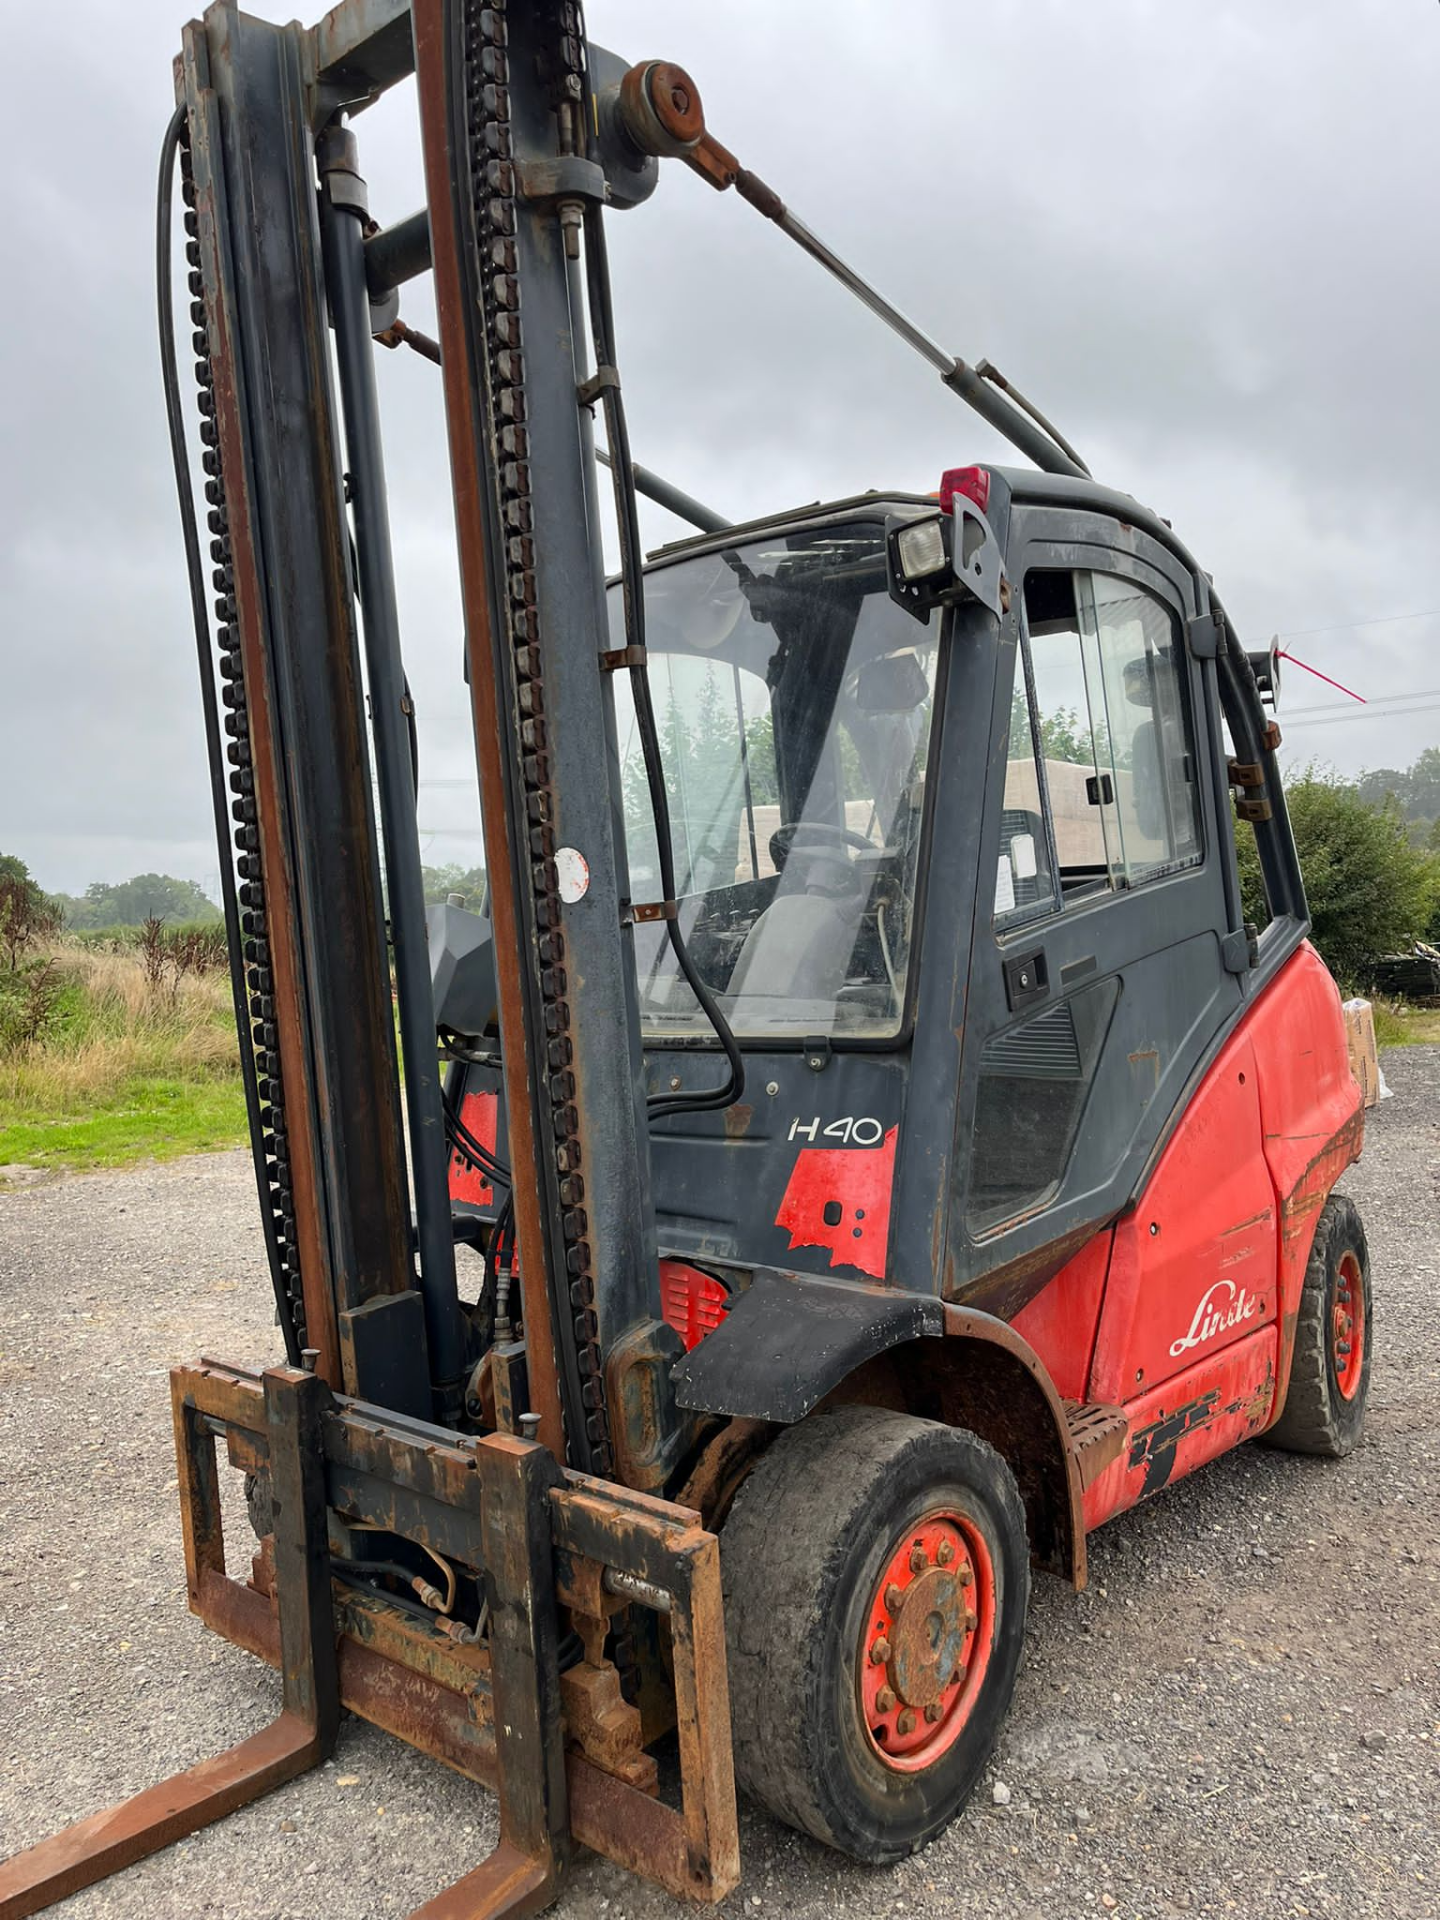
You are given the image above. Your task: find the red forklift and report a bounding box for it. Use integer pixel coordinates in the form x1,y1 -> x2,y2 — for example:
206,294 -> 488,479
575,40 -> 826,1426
0,2 -> 1370,1914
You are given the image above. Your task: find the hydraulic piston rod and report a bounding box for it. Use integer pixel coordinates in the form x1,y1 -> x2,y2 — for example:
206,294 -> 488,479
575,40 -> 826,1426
613,59 -> 1090,481
318,122 -> 467,1418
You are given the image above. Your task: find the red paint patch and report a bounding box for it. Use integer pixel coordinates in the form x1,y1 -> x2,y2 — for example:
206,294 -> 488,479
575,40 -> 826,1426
1083,1323 -> 1277,1530
1009,1229 -> 1113,1401
775,1127 -> 897,1279
1088,1034 -> 1276,1405
659,1260 -> 730,1352
448,1087 -> 499,1208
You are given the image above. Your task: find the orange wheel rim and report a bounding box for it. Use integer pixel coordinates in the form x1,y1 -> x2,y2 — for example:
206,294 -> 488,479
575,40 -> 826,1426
1332,1250 -> 1365,1401
858,1510 -> 996,1772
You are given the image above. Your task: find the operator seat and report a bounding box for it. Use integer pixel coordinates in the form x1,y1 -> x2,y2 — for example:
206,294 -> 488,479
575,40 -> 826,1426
725,885 -> 861,1012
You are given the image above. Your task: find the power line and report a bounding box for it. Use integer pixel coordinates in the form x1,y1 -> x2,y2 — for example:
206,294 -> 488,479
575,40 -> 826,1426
1281,685 -> 1440,721
1283,700 -> 1440,731
1270,608 -> 1440,642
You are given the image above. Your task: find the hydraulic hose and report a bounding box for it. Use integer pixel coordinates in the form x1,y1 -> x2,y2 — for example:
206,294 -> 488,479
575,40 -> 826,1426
156,106 -> 301,1365
581,205 -> 745,1120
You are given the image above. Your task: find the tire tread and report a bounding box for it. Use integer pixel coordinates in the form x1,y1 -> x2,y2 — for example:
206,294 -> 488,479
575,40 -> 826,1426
722,1405 -> 1027,1856
1265,1191 -> 1369,1457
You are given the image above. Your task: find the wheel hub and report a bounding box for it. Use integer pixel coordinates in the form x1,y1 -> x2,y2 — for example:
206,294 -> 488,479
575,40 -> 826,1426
887,1566 -> 964,1708
1332,1250 -> 1365,1401
860,1512 -> 994,1771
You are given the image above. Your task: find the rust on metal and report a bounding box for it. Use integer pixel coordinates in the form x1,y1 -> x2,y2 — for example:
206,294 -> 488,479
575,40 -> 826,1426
377,317 -> 443,364
160,1364 -> 741,1907
0,1714 -> 326,1920
181,33 -> 339,1386
940,1305 -> 1088,1586
1062,1399 -> 1128,1490
617,60 -> 705,157
1,1370 -> 341,1920
411,0 -> 568,1465
674,1417 -> 773,1529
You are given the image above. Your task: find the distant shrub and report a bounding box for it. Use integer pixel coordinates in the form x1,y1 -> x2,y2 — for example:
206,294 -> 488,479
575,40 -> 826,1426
0,959 -> 66,1053
1238,768 -> 1440,987
0,863 -> 60,971
134,916 -> 231,1000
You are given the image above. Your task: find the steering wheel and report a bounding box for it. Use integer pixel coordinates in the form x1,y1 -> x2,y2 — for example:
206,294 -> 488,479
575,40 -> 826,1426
769,820 -> 875,879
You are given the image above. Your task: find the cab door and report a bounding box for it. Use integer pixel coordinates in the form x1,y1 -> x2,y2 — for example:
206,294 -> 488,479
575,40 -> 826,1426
948,506 -> 1243,1317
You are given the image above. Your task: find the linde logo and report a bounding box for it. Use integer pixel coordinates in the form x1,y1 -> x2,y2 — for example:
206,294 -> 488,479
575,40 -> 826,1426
1169,1279 -> 1259,1358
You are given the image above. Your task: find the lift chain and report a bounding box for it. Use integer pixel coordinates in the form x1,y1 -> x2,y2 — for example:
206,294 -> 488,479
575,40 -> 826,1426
459,0 -> 613,1476
180,128 -> 307,1352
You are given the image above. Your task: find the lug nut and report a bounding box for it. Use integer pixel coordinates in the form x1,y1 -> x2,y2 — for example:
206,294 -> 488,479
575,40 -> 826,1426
871,1637 -> 891,1665
909,1544 -> 928,1573
936,1539 -> 956,1567
876,1686 -> 896,1713
896,1708 -> 917,1735
884,1583 -> 906,1613
965,1608 -> 978,1631
924,1702 -> 943,1724
959,1565 -> 974,1588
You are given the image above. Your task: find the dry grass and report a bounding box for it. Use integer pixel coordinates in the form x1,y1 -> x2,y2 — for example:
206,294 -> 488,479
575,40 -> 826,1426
0,943 -> 245,1172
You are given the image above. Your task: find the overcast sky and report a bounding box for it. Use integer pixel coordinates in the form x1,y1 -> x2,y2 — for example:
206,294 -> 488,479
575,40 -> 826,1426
2,0 -> 1437,898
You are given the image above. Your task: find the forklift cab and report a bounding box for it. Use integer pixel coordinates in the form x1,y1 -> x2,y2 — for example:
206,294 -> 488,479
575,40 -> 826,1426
622,465 -> 1288,1329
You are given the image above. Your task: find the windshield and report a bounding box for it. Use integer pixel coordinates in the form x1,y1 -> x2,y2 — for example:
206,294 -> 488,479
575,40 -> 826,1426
612,519 -> 939,1041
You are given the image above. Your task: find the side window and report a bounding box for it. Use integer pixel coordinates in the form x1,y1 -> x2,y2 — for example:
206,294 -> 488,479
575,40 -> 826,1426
1023,569 -> 1201,902
995,645 -> 1058,923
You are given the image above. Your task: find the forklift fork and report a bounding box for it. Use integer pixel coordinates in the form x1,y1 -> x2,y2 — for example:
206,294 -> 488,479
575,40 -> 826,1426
0,1369 -> 337,1920
0,1364 -> 739,1920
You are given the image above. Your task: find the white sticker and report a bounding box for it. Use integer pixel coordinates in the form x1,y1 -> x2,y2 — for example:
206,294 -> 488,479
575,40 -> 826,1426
555,846 -> 590,904
994,855 -> 1015,915
1011,832 -> 1038,880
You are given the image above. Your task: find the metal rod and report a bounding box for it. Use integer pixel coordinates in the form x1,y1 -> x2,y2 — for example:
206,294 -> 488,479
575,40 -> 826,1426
976,358 -> 1092,477
365,207 -> 431,295
318,127 -> 466,1416
595,447 -> 730,533
766,207 -> 1086,477
777,208 -> 956,375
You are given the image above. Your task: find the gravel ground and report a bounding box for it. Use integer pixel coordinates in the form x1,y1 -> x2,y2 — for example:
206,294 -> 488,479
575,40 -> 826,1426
2,1049 -> 1438,1920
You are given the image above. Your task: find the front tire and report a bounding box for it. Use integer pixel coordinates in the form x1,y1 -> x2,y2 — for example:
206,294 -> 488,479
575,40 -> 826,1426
1264,1191 -> 1372,1457
721,1406 -> 1029,1863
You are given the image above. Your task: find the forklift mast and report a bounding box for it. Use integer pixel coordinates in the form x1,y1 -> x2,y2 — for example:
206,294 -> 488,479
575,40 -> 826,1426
0,4 -> 1366,1916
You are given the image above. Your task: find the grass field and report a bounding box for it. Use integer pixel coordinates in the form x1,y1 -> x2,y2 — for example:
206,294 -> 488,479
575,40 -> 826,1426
0,946 -> 246,1177
0,943 -> 1436,1184
1372,1000 -> 1440,1047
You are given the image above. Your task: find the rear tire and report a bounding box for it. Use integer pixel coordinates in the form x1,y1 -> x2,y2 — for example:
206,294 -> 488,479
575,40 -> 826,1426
721,1405 -> 1029,1863
1264,1191 -> 1371,1457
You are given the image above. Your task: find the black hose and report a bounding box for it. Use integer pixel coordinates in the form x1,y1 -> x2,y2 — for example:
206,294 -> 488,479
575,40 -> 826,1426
438,1059 -> 510,1185
581,208 -> 745,1120
442,1094 -> 510,1188
157,107 -> 301,1366
402,671 -> 419,800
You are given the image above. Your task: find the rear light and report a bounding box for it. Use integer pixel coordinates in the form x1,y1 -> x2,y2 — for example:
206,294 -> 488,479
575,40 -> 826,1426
937,465 -> 990,515
659,1259 -> 729,1352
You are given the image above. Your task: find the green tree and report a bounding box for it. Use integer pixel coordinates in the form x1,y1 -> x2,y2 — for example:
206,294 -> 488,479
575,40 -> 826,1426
422,862 -> 487,907
1008,690 -> 1108,768
742,711 -> 780,805
1235,770 -> 1440,985
1356,747 -> 1440,844
59,873 -> 221,928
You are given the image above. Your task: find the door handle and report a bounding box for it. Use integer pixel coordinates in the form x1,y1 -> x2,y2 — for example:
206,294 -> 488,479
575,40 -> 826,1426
1003,948 -> 1049,1011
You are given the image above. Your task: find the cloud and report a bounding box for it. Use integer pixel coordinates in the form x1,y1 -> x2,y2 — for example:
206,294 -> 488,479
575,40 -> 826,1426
2,0 -> 1436,892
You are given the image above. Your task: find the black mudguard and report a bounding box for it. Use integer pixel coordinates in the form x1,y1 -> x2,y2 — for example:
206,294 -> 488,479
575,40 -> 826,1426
670,1268 -> 943,1425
